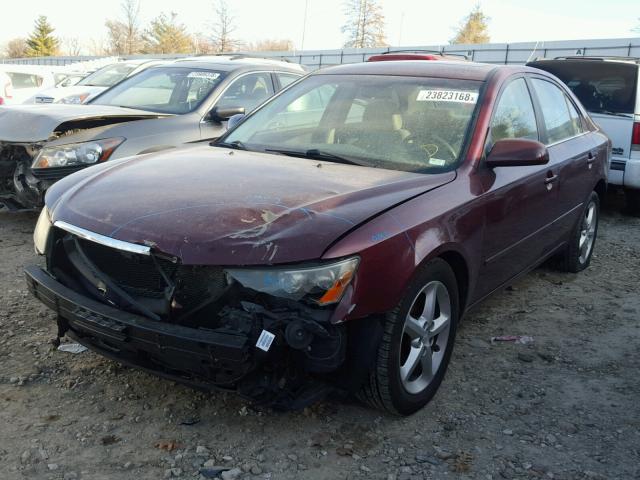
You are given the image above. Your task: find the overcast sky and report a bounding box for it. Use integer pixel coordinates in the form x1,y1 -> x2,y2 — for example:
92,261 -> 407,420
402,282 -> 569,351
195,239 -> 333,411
3,0 -> 639,52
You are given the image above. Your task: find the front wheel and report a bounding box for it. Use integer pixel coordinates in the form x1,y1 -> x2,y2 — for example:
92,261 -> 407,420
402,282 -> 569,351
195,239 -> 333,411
358,258 -> 459,415
558,191 -> 599,273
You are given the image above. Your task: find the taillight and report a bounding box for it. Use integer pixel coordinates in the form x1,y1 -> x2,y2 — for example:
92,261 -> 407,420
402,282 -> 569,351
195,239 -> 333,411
0,97 -> 4,105
632,122 -> 640,149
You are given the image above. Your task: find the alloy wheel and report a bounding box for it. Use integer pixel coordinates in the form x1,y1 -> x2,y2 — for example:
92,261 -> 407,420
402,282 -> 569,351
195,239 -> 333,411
578,200 -> 597,264
399,281 -> 452,395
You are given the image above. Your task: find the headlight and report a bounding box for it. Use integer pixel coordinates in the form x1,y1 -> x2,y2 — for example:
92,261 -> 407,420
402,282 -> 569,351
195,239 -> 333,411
32,138 -> 124,169
226,257 -> 359,306
34,207 -> 52,255
57,93 -> 90,104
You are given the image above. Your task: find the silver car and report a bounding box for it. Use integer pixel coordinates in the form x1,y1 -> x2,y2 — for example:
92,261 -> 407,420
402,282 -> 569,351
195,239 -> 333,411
0,57 -> 304,209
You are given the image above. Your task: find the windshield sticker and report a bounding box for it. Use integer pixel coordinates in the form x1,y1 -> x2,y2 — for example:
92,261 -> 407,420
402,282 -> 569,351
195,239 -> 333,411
187,71 -> 221,80
417,89 -> 478,103
428,158 -> 447,166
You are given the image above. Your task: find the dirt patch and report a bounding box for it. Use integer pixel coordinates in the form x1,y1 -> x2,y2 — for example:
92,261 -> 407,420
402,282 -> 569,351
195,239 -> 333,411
0,194 -> 638,480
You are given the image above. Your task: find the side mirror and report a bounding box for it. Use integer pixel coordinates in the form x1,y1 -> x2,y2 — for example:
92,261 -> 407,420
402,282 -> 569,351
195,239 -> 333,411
486,138 -> 549,168
227,113 -> 246,130
209,106 -> 246,123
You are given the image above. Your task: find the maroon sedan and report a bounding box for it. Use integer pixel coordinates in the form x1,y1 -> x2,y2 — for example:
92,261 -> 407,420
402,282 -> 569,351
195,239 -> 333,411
27,60 -> 608,415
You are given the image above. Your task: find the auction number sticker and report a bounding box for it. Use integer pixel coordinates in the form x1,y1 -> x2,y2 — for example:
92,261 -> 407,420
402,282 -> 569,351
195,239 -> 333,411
187,71 -> 221,80
417,89 -> 478,103
256,330 -> 276,352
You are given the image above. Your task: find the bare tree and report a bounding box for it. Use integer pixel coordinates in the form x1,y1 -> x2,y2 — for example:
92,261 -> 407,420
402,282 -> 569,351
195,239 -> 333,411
342,0 -> 387,49
105,0 -> 143,54
249,39 -> 294,52
210,0 -> 240,53
5,38 -> 28,58
88,37 -> 109,56
450,3 -> 490,45
63,37 -> 82,56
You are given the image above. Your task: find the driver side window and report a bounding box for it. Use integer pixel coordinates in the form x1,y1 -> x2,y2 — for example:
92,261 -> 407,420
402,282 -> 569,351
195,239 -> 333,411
216,72 -> 274,113
491,78 -> 539,142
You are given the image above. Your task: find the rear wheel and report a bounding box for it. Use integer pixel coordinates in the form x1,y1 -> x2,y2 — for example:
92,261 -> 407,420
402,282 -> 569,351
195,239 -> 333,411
558,191 -> 599,273
358,258 -> 459,415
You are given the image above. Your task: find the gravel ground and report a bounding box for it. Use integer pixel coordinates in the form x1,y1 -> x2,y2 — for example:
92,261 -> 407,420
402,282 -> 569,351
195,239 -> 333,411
0,192 -> 638,480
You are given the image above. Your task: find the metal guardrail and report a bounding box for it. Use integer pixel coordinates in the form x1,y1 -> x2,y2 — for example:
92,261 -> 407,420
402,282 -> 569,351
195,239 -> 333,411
2,38 -> 639,69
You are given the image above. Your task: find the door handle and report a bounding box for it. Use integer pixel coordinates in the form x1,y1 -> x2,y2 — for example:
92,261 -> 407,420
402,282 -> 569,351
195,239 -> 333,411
587,152 -> 596,168
544,174 -> 559,184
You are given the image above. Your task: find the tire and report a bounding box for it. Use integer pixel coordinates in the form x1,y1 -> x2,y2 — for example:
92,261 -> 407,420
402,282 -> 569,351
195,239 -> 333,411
357,258 -> 459,415
625,188 -> 640,214
558,191 -> 600,273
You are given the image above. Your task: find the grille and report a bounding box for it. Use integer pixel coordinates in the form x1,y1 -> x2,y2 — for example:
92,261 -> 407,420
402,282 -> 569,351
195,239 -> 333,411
76,238 -> 227,313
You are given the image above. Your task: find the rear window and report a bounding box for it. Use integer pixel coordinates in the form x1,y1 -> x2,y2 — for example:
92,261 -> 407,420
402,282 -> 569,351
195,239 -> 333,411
528,60 -> 638,114
7,72 -> 43,89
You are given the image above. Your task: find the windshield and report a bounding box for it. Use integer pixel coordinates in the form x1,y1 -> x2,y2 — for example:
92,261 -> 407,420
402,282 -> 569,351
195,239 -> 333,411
91,67 -> 226,114
529,60 -> 638,115
221,74 -> 481,173
78,63 -> 139,87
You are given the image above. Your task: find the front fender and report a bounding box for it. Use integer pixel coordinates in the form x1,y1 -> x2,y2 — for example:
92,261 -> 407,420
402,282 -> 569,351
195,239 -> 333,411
322,181 -> 484,320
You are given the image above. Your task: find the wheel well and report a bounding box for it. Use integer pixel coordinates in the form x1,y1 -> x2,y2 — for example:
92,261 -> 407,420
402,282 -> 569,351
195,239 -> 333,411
438,251 -> 469,315
594,179 -> 606,200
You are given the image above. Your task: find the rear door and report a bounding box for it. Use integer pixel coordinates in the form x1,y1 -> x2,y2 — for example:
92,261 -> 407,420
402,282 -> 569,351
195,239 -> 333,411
528,77 -> 597,233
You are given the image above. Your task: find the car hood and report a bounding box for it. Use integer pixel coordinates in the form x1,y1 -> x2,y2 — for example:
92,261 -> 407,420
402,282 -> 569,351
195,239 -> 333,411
0,104 -> 169,143
47,145 -> 455,265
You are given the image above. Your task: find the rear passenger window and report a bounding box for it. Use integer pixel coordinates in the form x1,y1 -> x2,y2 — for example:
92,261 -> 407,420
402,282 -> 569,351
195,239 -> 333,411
531,79 -> 581,144
491,78 -> 538,142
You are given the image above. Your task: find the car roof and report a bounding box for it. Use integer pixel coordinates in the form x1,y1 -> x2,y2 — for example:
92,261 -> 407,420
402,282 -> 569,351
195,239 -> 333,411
311,60 -> 505,82
164,58 -> 305,73
529,56 -> 640,66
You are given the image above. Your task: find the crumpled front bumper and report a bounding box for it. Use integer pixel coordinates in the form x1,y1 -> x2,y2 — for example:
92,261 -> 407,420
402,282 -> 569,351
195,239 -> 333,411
24,265 -> 252,386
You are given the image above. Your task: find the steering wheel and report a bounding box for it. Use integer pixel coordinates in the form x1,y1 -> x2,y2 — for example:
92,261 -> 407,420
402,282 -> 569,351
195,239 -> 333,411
403,133 -> 457,160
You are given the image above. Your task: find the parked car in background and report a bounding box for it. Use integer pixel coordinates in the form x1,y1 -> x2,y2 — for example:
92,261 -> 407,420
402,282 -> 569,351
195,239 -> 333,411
527,56 -> 639,211
0,64 -> 63,105
0,57 -> 305,210
26,60 -> 608,414
25,59 -> 169,105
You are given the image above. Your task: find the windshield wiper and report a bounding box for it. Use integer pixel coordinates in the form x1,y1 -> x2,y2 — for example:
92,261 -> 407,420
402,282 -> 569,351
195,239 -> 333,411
264,148 -> 362,166
215,140 -> 247,150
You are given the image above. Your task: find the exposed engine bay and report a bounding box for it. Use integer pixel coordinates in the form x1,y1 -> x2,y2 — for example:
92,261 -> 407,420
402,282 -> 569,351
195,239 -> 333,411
0,142 -> 45,210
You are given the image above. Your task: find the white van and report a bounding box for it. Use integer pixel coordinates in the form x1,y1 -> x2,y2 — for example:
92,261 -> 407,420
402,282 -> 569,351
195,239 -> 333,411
528,57 -> 640,211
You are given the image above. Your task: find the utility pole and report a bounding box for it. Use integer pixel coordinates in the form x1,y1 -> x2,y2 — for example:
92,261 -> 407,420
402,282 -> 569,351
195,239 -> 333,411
300,0 -> 309,51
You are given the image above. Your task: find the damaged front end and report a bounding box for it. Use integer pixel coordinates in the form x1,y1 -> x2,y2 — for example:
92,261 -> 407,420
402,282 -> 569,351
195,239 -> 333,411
26,222 -> 366,409
0,142 -> 45,210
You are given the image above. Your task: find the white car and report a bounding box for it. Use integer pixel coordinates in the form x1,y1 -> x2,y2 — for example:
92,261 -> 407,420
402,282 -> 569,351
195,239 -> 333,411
528,56 -> 640,212
0,65 -> 63,105
26,59 -> 169,105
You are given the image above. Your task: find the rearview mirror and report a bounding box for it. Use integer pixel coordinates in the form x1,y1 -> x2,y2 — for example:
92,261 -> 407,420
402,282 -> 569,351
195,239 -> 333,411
486,138 -> 549,168
210,106 -> 246,123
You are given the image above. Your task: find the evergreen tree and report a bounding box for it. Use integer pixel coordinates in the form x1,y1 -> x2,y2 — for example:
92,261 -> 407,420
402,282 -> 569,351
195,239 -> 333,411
450,4 -> 490,45
143,12 -> 192,54
342,0 -> 387,49
26,16 -> 59,57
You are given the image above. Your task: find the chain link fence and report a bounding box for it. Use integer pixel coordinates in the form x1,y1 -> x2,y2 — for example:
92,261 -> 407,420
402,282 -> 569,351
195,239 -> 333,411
2,37 -> 639,70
